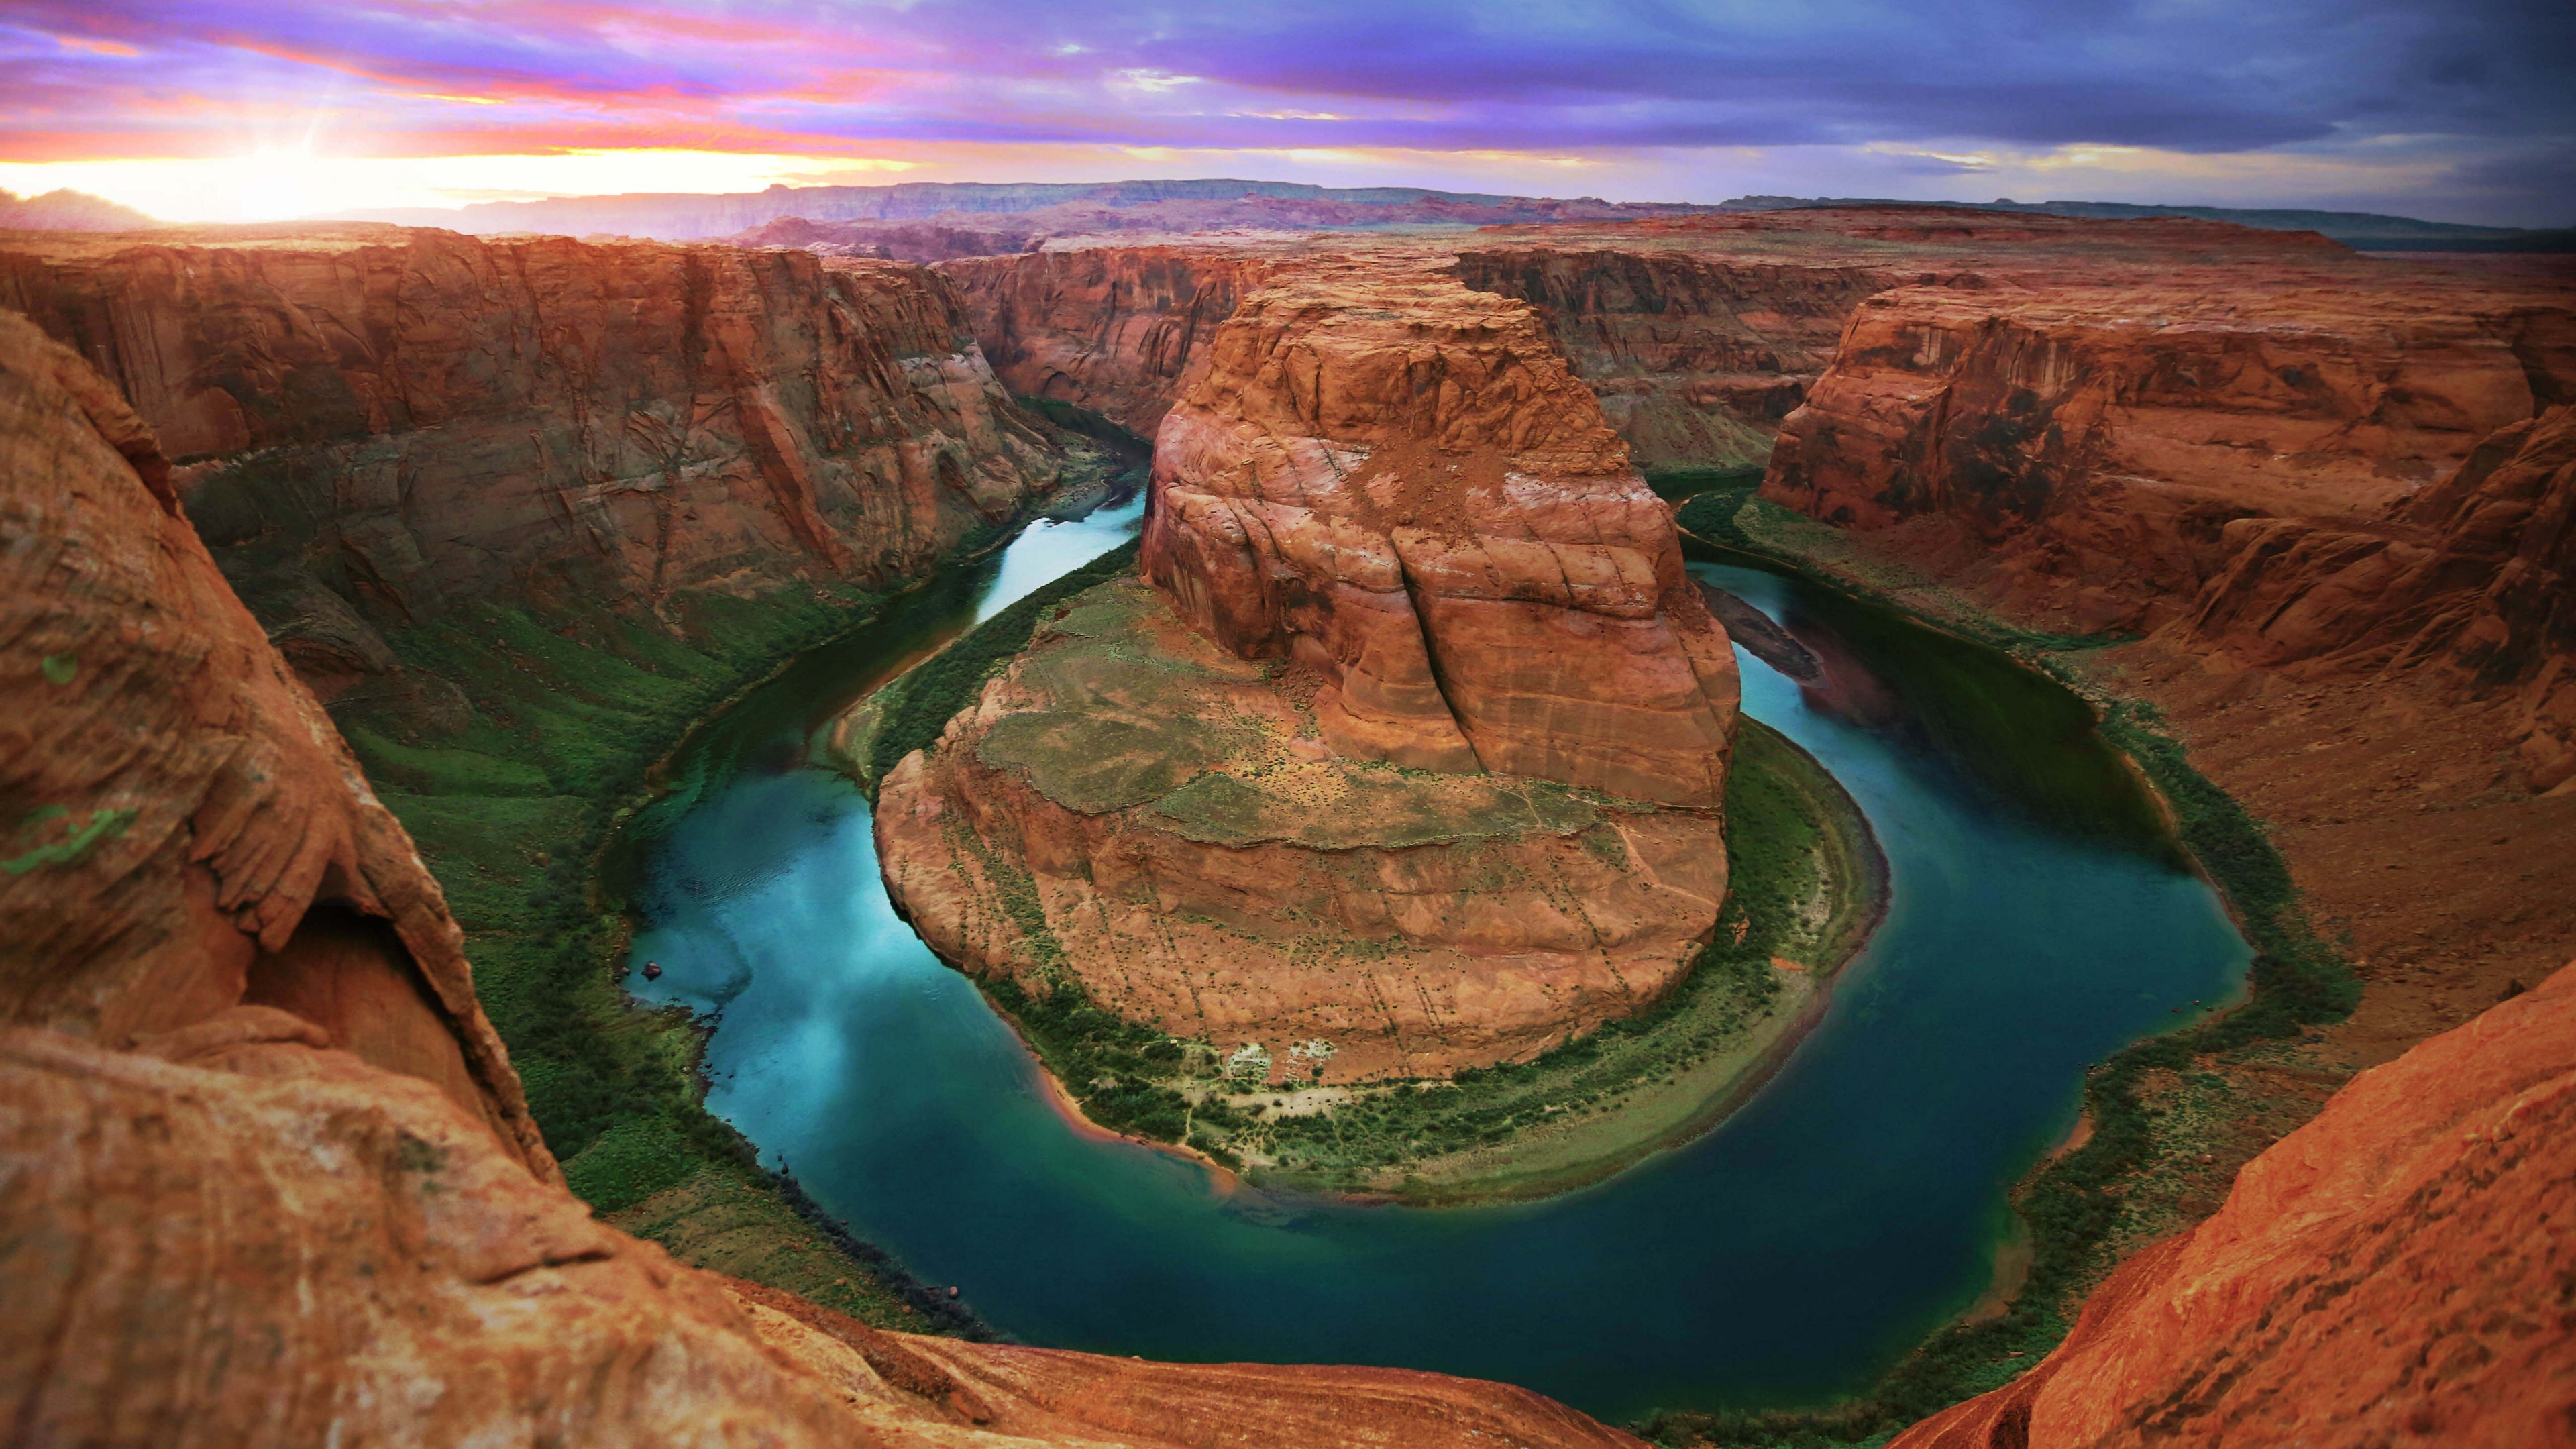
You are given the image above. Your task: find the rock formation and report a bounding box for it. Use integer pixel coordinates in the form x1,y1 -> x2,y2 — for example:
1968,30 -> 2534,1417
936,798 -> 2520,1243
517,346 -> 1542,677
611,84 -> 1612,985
1764,268 -> 2576,633
943,246 -> 1282,435
1454,244 -> 1904,470
873,258 -> 1736,1082
0,307 -> 1643,1449
0,225 -> 1064,653
1144,259 -> 1741,806
875,577 -> 1729,1082
2176,405 -> 2576,792
1890,958 -> 2576,1448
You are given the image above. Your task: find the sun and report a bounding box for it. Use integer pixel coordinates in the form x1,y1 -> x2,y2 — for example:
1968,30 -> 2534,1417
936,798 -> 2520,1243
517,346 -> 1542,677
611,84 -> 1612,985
232,150 -> 323,223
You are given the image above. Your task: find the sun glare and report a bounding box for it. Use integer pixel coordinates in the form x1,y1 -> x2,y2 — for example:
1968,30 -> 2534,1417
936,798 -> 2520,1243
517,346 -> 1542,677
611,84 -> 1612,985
0,150 -> 924,225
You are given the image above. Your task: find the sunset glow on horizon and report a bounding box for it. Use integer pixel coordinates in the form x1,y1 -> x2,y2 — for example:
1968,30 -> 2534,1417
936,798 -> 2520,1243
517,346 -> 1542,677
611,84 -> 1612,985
2,1 -> 2569,225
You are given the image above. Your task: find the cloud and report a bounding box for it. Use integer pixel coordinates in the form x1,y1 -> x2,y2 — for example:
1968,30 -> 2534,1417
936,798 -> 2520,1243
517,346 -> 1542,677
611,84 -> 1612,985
0,0 -> 2567,223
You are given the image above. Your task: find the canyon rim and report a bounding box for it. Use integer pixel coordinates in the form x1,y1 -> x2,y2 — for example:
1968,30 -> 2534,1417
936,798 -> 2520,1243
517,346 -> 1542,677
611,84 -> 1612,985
5,3 -> 2576,1443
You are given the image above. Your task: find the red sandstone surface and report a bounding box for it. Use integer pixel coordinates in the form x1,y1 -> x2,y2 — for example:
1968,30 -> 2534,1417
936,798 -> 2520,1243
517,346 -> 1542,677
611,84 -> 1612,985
2178,403 -> 2576,792
14,201 -> 2576,1445
874,578 -> 1728,1083
1764,264 -> 2573,635
0,223 -> 1063,625
0,304 -> 1642,1449
1143,256 -> 1740,806
943,245 -> 1286,434
1891,959 -> 2576,1449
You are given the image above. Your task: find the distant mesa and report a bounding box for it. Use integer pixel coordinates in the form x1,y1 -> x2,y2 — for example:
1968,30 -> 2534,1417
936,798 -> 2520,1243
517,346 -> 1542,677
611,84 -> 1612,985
1717,193 -> 2576,252
0,186 -> 159,233
339,176 -> 1721,244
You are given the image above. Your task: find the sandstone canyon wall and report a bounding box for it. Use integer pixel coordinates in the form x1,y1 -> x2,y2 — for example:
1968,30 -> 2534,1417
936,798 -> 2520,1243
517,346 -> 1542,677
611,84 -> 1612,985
1455,211 -> 2360,478
0,225 -> 1066,667
2176,405 -> 2576,793
1764,267 -> 2576,634
1889,957 -> 2576,1449
0,298 -> 1645,1449
1454,241 -> 1902,471
941,245 -> 1283,436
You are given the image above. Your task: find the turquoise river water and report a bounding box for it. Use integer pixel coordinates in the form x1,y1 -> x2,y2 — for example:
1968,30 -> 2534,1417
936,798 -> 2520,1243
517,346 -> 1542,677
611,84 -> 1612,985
616,497 -> 2248,1421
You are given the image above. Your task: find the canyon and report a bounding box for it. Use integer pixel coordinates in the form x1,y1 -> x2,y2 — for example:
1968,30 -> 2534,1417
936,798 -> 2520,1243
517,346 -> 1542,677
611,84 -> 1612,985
0,224 -> 1071,629
873,254 -> 1743,1086
7,196 -> 2574,1446
934,212 -> 2576,996
0,306 -> 1644,1449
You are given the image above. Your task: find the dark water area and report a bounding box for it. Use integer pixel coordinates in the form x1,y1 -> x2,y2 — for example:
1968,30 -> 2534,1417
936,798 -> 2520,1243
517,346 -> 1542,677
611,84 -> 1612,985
614,510 -> 2246,1422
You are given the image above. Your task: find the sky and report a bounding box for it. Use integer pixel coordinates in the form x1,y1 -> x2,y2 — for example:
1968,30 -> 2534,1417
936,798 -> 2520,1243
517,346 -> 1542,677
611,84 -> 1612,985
1,0 -> 2571,226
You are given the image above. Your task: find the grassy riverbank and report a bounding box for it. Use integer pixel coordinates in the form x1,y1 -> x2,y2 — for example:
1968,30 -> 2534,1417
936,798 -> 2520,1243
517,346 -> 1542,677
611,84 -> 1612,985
1637,484 -> 2358,1449
337,572 -> 998,1338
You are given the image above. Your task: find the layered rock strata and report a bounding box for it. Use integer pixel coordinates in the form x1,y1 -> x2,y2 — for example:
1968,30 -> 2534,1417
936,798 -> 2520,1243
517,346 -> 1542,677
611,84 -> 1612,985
1764,271 -> 2576,634
1144,260 -> 1741,807
942,246 -> 1282,435
1454,244 -> 1903,470
0,225 -> 1063,674
2178,405 -> 2576,792
877,260 -> 1737,1082
0,299 -> 1641,1449
1890,957 -> 2576,1449
875,578 -> 1728,1081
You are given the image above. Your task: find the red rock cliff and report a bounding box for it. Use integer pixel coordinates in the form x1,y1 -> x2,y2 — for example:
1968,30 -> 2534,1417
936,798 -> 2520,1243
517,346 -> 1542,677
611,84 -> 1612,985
941,245 -> 1281,435
1454,244 -> 1904,470
871,256 -> 1738,1087
2180,404 -> 2576,792
0,225 -> 1064,631
0,301 -> 1643,1449
1764,268 -> 2576,633
1144,257 -> 1739,808
1891,957 -> 2576,1449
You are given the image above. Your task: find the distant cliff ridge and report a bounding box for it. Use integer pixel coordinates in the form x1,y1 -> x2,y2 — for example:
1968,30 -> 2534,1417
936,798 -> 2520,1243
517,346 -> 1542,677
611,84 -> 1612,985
0,187 -> 160,233
1718,195 -> 2572,250
341,177 -> 1719,241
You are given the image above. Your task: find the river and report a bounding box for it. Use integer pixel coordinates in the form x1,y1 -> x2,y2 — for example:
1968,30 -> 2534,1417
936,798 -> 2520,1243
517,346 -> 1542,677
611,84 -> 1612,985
615,498 -> 2247,1421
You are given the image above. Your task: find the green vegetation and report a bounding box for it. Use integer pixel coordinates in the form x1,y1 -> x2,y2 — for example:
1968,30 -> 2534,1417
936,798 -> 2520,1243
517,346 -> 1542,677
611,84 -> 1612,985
5,804 -> 136,876
1646,463 -> 1768,503
1635,488 -> 2358,1449
337,575 -> 989,1336
982,971 -> 1249,1161
861,541 -> 1142,788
